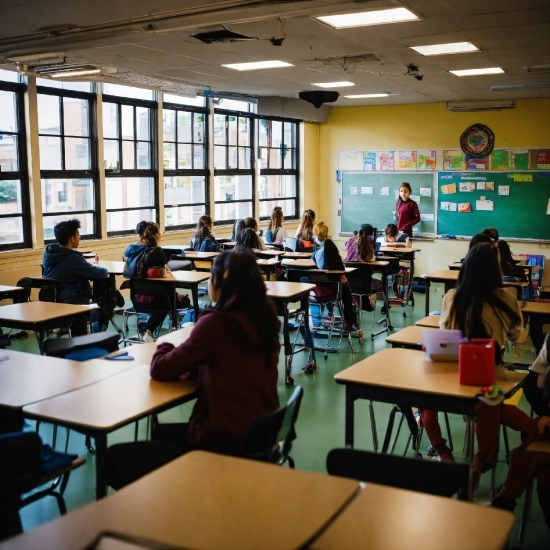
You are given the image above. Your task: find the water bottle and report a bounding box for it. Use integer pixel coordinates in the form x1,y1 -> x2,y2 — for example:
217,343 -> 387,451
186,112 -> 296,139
406,237 -> 411,248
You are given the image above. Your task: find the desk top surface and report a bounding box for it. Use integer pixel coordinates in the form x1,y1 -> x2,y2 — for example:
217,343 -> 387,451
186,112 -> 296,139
256,257 -> 281,266
310,482 -> 514,550
334,348 -> 525,400
98,260 -> 125,274
521,300 -> 550,314
0,301 -> 97,323
181,251 -> 220,259
148,271 -> 210,283
415,315 -> 442,328
265,281 -> 316,299
425,269 -> 460,281
282,251 -> 312,259
0,284 -> 23,293
385,325 -> 436,346
378,246 -> 421,253
282,258 -> 316,267
0,350 -> 130,409
22,363 -> 198,431
0,451 -> 359,550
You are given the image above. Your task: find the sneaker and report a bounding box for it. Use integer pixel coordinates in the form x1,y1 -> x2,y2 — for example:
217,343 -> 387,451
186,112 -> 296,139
434,444 -> 455,463
143,332 -> 156,343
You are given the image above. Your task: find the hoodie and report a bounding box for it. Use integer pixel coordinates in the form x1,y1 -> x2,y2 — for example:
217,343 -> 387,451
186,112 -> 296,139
150,308 -> 279,448
123,243 -> 167,278
42,244 -> 108,303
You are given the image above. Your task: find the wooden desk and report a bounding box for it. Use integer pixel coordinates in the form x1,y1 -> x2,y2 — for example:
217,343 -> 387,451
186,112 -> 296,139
0,349 -> 131,410
416,315 -> 441,328
335,348 -> 526,460
310,482 -> 514,550
0,302 -> 97,354
254,248 -> 283,258
283,251 -> 313,259
256,256 -> 281,279
265,281 -> 316,386
98,260 -> 125,275
282,258 -> 316,268
0,284 -> 23,302
424,270 -> 459,316
385,325 -> 436,349
0,451 -> 359,550
182,250 -> 220,260
378,246 -> 420,308
521,300 -> 550,315
23,364 -> 198,499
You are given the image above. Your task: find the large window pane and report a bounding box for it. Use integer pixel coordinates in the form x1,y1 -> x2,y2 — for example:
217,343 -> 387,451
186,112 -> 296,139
121,105 -> 134,140
163,110 -> 176,142
106,177 -> 154,209
239,117 -> 250,146
165,176 -> 206,206
103,103 -> 119,139
136,107 -> 149,140
0,135 -> 18,171
215,201 -> 252,221
214,175 -> 252,202
64,137 -> 90,170
177,112 -> 192,142
39,136 -> 62,170
163,142 -> 176,169
194,113 -> 204,142
0,69 -> 19,83
137,141 -> 150,169
193,145 -> 204,169
0,90 -> 17,132
107,208 -> 156,232
43,212 -> 94,241
104,139 -> 119,170
63,97 -> 89,136
122,141 -> 135,169
214,115 -> 226,145
103,83 -> 154,100
259,174 -> 296,199
0,180 -> 22,214
228,117 -> 238,146
164,94 -> 205,107
165,205 -> 206,228
177,143 -> 192,168
37,79 -> 91,92
0,216 -> 23,244
259,198 -> 296,219
41,178 -> 94,213
214,146 -> 226,170
37,95 -> 60,134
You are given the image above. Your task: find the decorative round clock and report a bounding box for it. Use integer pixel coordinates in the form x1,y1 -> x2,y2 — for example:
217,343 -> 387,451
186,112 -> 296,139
459,123 -> 495,158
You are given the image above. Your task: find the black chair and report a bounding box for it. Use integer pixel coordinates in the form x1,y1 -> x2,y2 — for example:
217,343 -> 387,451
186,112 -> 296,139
43,332 -> 120,358
14,277 -> 59,304
166,254 -> 194,272
326,448 -> 471,501
242,386 -> 304,468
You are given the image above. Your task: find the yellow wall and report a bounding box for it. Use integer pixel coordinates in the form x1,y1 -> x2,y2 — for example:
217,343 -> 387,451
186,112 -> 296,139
315,98 -> 550,285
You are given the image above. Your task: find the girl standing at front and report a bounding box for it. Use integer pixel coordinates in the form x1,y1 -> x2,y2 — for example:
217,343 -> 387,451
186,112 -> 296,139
395,182 -> 420,237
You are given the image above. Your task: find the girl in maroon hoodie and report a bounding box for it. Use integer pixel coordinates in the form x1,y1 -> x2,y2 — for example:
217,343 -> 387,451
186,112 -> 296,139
395,182 -> 420,237
105,251 -> 280,489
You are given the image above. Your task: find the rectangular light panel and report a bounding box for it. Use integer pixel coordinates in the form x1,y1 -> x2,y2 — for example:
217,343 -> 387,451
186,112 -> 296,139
450,67 -> 504,76
411,42 -> 478,56
222,60 -> 293,71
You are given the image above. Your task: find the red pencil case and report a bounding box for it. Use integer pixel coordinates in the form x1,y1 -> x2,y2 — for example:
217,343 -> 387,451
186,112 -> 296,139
458,338 -> 496,386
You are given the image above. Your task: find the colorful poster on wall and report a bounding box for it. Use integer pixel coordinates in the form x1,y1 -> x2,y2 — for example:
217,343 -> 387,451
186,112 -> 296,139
418,150 -> 436,170
490,149 -> 510,170
397,150 -> 417,170
363,151 -> 377,170
443,150 -> 465,170
379,151 -> 395,171
536,150 -> 550,169
338,150 -> 363,170
511,150 -> 530,170
466,154 -> 489,170
458,203 -> 472,213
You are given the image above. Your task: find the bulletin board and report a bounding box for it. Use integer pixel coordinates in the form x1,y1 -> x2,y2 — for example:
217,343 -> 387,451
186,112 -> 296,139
340,172 -> 436,235
436,171 -> 550,241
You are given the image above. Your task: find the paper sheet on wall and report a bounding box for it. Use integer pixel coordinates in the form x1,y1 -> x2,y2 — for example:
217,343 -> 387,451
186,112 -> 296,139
476,200 -> 494,211
499,186 -> 510,196
420,187 -> 432,197
361,187 -> 373,194
486,182 -> 494,190
363,151 -> 376,170
418,150 -> 436,170
458,203 -> 472,213
380,187 -> 390,196
397,150 -> 417,170
547,199 -> 550,215
459,182 -> 475,192
350,187 -> 358,195
420,213 -> 434,222
379,152 -> 395,171
338,150 -> 363,171
410,195 -> 421,203
441,183 -> 457,195
476,182 -> 486,190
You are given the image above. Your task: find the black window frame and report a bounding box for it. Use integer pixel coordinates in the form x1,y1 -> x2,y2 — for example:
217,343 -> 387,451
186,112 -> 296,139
257,116 -> 300,221
162,100 -> 209,231
212,107 -> 255,226
37,85 -> 100,242
0,79 -> 31,251
102,93 -> 158,237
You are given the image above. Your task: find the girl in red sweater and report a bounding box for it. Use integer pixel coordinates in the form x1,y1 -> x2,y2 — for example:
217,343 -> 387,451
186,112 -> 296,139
395,182 -> 420,237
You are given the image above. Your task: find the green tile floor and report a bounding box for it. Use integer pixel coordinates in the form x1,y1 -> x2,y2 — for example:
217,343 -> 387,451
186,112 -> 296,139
3,285 -> 549,548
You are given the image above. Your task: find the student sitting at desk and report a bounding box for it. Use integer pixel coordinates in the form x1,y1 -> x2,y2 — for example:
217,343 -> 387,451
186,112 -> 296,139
295,209 -> 316,251
497,240 -> 528,282
190,215 -> 221,252
344,224 -> 375,262
234,228 -> 261,255
312,222 -> 357,332
42,218 -> 109,336
104,252 -> 280,489
436,243 -> 546,482
265,206 -> 287,244
481,227 -> 499,243
243,217 -> 267,250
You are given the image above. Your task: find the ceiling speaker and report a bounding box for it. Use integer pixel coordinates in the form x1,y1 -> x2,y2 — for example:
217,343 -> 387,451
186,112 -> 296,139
299,91 -> 339,108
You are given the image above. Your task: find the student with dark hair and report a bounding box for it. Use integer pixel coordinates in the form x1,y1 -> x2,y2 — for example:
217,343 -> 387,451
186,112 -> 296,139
497,240 -> 528,281
234,227 -> 261,253
136,220 -> 148,238
383,223 -> 398,244
42,218 -> 109,336
458,232 -> 494,262
481,227 -> 499,242
243,217 -> 267,250
104,251 -> 280,489
394,182 -> 420,237
230,219 -> 245,241
190,215 -> 221,252
265,206 -> 287,243
312,222 -> 357,332
345,224 -> 374,262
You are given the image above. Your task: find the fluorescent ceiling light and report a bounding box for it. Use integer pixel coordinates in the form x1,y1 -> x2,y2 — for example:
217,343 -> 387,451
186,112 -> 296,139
411,42 -> 478,56
450,67 -> 504,77
50,68 -> 101,78
222,60 -> 293,71
344,93 -> 389,98
311,81 -> 354,88
491,83 -> 550,91
317,7 -> 418,29
447,100 -> 514,112
522,64 -> 550,74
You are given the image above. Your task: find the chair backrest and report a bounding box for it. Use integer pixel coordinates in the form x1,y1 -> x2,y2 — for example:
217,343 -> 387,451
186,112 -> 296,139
344,263 -> 373,296
275,386 -> 304,464
326,448 -> 471,501
15,277 -> 59,303
282,237 -> 299,252
166,258 -> 193,272
129,278 -> 174,314
43,332 -> 120,358
375,255 -> 401,276
162,247 -> 185,260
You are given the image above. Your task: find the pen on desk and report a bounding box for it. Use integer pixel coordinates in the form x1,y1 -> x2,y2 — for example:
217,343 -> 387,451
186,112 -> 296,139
0,356 -> 9,362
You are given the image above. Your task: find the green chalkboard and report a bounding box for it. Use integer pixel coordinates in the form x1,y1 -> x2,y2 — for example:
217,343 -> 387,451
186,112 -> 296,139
341,172 -> 435,235
436,171 -> 550,241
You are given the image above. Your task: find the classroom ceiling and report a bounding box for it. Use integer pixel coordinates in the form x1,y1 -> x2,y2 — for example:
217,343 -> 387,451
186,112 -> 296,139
0,0 -> 549,107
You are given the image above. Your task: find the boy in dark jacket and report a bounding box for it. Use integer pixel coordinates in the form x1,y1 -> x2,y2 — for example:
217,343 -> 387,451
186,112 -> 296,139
42,219 -> 109,335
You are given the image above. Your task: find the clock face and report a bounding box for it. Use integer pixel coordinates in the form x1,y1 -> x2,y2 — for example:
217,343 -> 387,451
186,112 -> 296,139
460,123 -> 495,158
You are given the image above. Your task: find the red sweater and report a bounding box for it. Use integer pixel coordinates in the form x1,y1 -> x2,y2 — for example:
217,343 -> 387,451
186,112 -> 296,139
150,308 -> 279,447
396,199 -> 420,235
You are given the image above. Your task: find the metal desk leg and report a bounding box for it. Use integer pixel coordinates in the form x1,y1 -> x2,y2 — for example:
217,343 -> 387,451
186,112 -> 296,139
191,284 -> 200,321
94,433 -> 108,500
345,386 -> 355,448
425,279 -> 431,317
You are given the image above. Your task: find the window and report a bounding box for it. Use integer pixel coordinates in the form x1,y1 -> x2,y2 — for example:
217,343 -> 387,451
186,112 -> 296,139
103,85 -> 157,234
163,100 -> 209,229
213,109 -> 254,223
38,87 -> 97,240
0,80 -> 30,249
258,118 -> 299,220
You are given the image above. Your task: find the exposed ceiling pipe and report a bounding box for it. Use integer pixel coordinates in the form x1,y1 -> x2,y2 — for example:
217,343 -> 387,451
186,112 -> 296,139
0,0 -> 392,58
